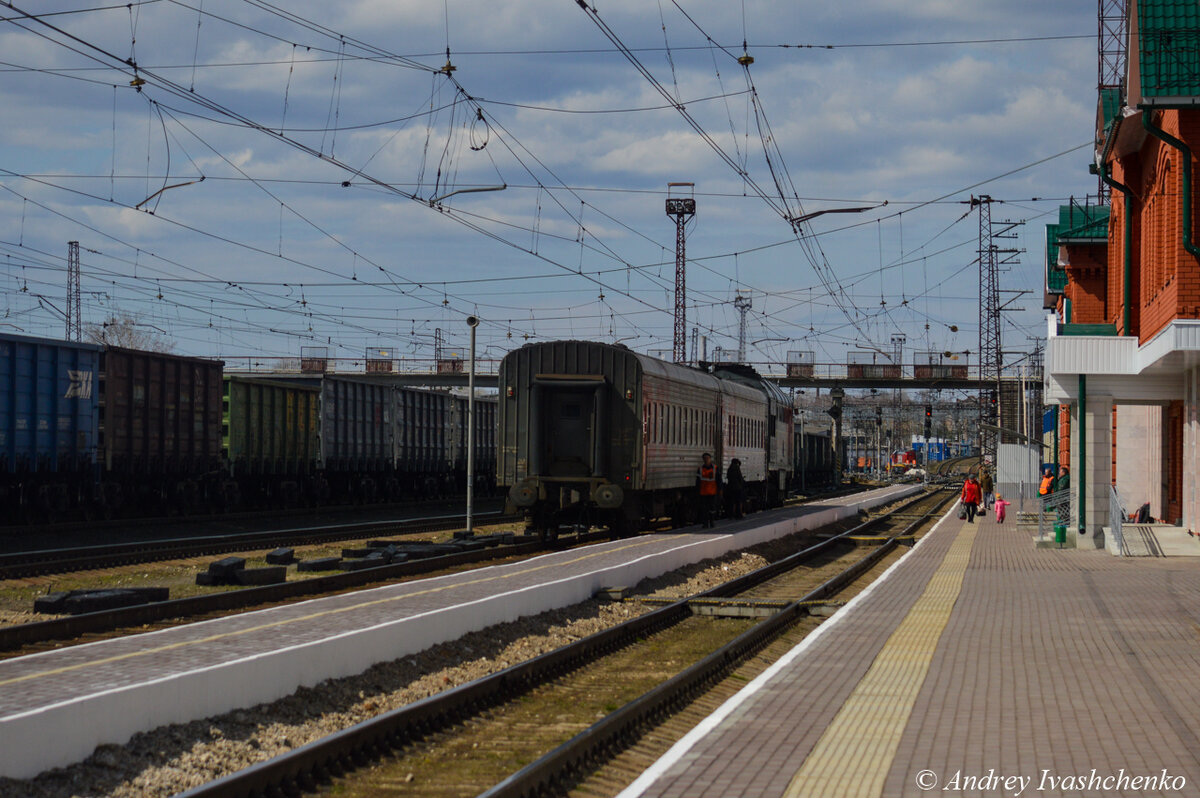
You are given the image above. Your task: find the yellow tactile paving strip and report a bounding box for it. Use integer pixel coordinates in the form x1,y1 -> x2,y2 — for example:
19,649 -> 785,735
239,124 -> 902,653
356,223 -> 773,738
783,518 -> 977,798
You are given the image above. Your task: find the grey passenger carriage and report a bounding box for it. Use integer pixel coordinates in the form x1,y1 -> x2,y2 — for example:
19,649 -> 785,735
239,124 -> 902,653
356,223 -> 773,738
498,340 -> 793,538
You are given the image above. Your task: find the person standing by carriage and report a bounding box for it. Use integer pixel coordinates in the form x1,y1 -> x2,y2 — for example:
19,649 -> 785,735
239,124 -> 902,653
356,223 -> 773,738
724,458 -> 746,520
697,452 -> 721,528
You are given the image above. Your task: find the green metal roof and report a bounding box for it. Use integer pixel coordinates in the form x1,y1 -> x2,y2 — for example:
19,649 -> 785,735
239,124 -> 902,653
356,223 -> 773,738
1045,223 -> 1067,294
1060,322 -> 1118,336
1138,0 -> 1200,99
1044,203 -> 1109,296
1056,203 -> 1110,241
1098,87 -> 1122,131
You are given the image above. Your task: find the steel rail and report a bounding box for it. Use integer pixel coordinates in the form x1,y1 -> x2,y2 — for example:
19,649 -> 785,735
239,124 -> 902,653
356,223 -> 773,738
0,489 -> 857,651
176,488 -> 948,798
0,524 -> 572,652
484,490 -> 954,798
0,508 -> 508,579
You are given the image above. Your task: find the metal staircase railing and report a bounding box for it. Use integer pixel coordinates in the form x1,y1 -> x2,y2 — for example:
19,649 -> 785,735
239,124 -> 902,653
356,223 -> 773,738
1037,489 -> 1072,540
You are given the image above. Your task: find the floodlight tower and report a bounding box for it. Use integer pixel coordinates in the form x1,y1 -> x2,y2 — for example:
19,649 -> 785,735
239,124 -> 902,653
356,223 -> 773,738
665,182 -> 696,364
734,291 -> 752,363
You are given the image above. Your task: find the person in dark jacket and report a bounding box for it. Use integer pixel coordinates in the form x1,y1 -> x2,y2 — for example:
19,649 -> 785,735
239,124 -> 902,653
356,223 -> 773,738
979,468 -> 994,510
724,458 -> 746,520
696,452 -> 721,528
1055,465 -> 1070,494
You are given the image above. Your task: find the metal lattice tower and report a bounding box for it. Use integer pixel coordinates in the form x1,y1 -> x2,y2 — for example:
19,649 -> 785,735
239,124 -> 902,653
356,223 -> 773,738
66,241 -> 81,342
1098,0 -> 1128,95
974,197 -> 1023,463
734,292 -> 752,363
1098,0 -> 1128,202
974,196 -> 1000,465
1029,343 -> 1045,445
665,183 -> 696,364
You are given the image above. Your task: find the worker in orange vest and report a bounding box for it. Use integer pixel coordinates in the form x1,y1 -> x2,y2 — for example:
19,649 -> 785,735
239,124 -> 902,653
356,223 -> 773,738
696,452 -> 722,528
1039,468 -> 1054,496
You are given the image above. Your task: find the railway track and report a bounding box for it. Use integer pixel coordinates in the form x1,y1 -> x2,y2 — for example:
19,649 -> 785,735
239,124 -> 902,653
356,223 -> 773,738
176,488 -> 952,798
0,517 -> 572,656
0,505 -> 509,580
1,488 -> 864,655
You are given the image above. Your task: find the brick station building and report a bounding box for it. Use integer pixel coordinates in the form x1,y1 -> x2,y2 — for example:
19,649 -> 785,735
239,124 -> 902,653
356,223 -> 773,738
1044,0 -> 1200,543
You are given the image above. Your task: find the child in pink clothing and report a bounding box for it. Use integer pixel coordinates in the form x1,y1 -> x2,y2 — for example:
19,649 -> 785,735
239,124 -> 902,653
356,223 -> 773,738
994,494 -> 1011,523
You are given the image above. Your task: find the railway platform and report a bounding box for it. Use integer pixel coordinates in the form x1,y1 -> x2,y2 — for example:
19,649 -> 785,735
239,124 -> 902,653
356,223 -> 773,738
620,503 -> 1200,798
0,484 -> 918,780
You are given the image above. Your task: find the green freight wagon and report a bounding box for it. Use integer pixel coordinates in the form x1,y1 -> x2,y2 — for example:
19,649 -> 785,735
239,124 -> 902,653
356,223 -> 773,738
222,375 -> 320,506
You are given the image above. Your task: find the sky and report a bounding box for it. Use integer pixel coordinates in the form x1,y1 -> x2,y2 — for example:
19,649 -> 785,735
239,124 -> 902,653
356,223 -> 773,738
0,0 -> 1099,374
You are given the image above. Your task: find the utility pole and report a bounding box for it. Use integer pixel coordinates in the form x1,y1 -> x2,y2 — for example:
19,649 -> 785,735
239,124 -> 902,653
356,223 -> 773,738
974,195 -> 999,469
734,291 -> 752,363
66,241 -> 81,342
665,183 -> 696,364
973,197 -> 1021,467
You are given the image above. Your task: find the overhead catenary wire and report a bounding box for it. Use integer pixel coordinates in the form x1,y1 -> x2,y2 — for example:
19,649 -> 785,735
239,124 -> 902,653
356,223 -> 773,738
0,0 -> 1083,361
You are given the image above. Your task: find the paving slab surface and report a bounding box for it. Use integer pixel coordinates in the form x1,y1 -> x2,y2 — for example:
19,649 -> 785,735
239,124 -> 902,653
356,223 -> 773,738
622,505 -> 1200,798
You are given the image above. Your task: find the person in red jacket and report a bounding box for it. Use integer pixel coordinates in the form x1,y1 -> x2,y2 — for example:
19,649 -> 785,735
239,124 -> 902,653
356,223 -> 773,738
960,474 -> 982,523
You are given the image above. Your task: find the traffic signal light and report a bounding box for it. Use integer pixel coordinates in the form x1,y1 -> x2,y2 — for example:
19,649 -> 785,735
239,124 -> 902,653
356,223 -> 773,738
875,406 -> 882,427
924,405 -> 932,438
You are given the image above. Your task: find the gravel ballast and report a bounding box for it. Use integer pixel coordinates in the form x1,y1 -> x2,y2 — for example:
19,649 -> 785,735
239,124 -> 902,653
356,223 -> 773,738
0,541 -> 790,797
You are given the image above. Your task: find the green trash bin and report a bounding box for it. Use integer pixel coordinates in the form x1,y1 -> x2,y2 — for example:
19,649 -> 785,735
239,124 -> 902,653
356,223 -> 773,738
1054,524 -> 1066,545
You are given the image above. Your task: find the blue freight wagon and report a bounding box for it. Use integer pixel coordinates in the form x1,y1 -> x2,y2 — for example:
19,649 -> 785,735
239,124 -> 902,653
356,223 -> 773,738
0,332 -> 103,519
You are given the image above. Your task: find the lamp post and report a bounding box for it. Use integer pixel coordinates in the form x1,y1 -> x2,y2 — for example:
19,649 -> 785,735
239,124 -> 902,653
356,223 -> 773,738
465,315 -> 479,535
